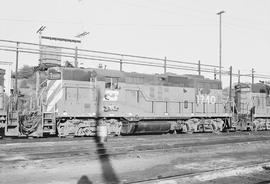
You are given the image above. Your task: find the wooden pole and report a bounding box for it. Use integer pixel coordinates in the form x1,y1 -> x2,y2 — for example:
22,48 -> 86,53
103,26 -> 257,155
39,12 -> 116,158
15,42 -> 19,110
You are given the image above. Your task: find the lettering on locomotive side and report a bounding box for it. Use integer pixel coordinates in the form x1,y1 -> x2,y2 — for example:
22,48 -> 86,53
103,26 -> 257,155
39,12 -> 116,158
103,90 -> 119,101
103,105 -> 119,112
196,95 -> 216,104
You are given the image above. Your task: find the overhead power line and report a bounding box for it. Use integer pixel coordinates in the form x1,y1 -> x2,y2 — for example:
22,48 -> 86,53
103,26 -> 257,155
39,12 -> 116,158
1,39 -> 270,81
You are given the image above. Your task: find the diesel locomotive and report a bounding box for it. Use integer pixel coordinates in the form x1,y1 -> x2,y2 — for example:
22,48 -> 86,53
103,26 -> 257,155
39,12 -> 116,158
3,65 -> 270,138
4,66 -> 232,137
235,82 -> 270,131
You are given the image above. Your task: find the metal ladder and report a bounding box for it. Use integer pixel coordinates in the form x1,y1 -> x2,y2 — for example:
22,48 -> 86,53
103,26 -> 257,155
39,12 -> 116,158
42,112 -> 56,135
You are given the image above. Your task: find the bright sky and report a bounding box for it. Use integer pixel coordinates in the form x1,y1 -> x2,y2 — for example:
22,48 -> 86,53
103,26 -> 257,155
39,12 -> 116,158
0,0 -> 269,85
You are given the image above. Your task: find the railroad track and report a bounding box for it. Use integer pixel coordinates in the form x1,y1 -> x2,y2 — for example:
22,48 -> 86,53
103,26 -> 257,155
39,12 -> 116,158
2,130 -> 270,144
2,134 -> 270,163
2,132 -> 270,184
126,161 -> 270,184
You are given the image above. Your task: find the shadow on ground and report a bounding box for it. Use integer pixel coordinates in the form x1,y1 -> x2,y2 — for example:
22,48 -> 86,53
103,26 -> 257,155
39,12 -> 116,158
77,136 -> 120,184
256,181 -> 270,184
77,175 -> 92,184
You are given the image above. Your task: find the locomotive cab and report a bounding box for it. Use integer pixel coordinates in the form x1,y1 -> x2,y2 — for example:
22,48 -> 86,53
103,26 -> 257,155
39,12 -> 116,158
46,67 -> 98,118
44,67 -> 98,137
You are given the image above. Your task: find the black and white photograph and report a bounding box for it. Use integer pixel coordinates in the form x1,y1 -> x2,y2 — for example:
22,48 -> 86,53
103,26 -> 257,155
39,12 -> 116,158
0,0 -> 270,183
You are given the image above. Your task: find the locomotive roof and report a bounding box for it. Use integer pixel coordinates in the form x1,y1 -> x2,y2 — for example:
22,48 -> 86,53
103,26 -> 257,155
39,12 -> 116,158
53,67 -> 222,89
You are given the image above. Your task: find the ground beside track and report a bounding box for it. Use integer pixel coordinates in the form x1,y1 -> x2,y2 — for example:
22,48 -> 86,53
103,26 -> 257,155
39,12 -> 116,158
1,132 -> 270,184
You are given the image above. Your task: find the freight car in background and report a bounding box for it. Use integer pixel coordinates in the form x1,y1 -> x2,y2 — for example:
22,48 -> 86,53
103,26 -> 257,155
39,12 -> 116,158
5,66 -> 232,137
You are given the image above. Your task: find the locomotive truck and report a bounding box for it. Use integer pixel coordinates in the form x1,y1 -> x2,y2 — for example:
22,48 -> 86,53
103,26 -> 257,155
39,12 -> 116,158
5,66 -> 232,137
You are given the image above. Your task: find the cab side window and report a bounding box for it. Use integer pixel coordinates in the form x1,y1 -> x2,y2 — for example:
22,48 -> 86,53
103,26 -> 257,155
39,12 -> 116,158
105,77 -> 119,89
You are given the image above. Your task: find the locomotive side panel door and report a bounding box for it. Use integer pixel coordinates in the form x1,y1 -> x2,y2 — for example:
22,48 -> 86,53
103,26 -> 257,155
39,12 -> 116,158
78,87 -> 97,115
180,88 -> 195,116
235,86 -> 251,115
266,96 -> 270,114
60,81 -> 97,117
253,93 -> 267,116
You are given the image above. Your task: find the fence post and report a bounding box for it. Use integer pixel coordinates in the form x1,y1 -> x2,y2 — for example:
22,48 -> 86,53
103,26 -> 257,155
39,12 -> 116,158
120,55 -> 123,71
198,60 -> 201,75
120,60 -> 123,71
74,46 -> 78,67
251,68 -> 254,91
238,70 -> 240,84
164,57 -> 167,74
214,68 -> 217,80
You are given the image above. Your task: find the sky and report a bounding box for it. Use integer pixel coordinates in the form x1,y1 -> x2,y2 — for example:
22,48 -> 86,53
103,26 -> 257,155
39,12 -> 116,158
0,0 -> 270,86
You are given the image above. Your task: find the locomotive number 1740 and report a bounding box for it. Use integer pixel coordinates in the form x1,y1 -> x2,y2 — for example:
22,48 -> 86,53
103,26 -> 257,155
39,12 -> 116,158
196,95 -> 216,104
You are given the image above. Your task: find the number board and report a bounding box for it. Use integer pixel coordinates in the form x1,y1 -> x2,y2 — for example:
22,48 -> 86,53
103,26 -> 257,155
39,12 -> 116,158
196,95 -> 216,104
48,72 -> 61,80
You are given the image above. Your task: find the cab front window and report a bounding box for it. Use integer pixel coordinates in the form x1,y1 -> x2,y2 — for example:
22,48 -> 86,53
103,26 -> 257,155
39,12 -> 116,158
105,77 -> 119,90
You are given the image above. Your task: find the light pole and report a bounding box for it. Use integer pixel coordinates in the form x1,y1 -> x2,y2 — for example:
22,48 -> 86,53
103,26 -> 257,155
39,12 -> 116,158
75,31 -> 89,67
36,26 -> 46,64
217,10 -> 225,82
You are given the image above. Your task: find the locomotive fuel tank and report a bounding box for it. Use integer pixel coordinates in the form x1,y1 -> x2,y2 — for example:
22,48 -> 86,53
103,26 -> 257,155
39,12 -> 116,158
121,120 -> 173,134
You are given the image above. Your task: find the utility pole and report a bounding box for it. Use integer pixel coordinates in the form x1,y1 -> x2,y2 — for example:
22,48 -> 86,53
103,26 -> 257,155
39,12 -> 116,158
15,42 -> 19,110
229,66 -> 232,105
229,66 -> 232,127
217,10 -> 225,82
36,26 -> 46,102
15,42 -> 19,96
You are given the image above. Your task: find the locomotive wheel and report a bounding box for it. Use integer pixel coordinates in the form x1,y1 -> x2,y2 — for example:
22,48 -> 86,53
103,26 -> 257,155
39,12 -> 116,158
211,123 -> 221,134
76,128 -> 85,136
83,127 -> 92,136
212,119 -> 224,133
181,123 -> 189,133
211,124 -> 217,133
57,123 -> 66,137
197,124 -> 204,132
185,119 -> 199,133
105,119 -> 122,136
186,123 -> 195,134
